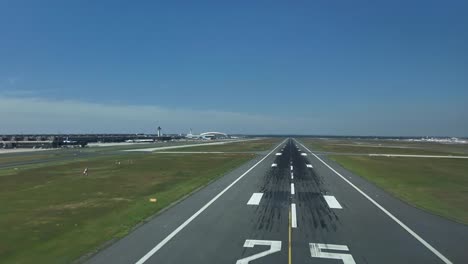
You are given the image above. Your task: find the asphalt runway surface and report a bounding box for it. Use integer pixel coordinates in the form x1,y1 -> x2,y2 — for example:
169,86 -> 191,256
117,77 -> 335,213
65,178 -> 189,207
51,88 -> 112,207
87,138 -> 468,264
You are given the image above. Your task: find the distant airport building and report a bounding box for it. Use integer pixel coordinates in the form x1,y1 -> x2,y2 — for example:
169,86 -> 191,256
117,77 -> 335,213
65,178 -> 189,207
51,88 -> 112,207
0,136 -> 60,149
157,126 -> 162,137
199,132 -> 229,140
186,130 -> 229,140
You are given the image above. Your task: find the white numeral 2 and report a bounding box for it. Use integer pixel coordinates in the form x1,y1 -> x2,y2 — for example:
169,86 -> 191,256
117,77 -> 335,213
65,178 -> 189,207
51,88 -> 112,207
236,240 -> 282,264
310,243 -> 356,264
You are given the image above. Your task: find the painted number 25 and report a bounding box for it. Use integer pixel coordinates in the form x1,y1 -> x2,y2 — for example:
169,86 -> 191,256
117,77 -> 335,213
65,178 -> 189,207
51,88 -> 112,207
236,240 -> 355,264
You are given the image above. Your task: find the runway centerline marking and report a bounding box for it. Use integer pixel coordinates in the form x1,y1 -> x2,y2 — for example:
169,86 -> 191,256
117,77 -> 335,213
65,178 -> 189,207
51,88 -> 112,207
276,153 -> 282,156
290,165 -> 293,171
271,163 -> 277,167
301,153 -> 307,156
247,193 -> 263,205
134,139 -> 287,264
291,172 -> 294,180
291,203 -> 297,228
323,195 -> 342,209
306,164 -> 313,168
291,183 -> 295,195
295,139 -> 453,264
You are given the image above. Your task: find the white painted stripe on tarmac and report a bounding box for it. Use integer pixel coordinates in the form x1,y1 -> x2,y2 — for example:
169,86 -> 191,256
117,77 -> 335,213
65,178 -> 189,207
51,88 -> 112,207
291,172 -> 294,180
135,139 -> 287,264
291,203 -> 297,228
271,163 -> 277,167
294,139 -> 453,264
369,154 -> 468,159
323,195 -> 342,209
301,153 -> 307,156
291,183 -> 295,195
276,153 -> 282,156
124,139 -> 256,152
290,165 -> 293,171
306,164 -> 313,168
247,193 -> 263,205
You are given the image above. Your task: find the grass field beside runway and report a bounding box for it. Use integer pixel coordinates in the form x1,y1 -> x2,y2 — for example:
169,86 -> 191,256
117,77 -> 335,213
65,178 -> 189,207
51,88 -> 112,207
0,152 -> 59,164
302,138 -> 466,155
0,141 -> 218,167
160,138 -> 282,152
328,155 -> 468,224
0,152 -> 253,263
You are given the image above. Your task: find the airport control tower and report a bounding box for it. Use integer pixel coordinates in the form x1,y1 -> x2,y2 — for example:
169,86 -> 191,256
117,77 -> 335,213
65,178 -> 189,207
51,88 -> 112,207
157,126 -> 161,137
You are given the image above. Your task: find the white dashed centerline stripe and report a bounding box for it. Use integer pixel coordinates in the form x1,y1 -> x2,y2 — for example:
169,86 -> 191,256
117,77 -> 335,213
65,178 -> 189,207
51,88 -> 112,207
247,193 -> 264,205
323,195 -> 342,209
294,139 -> 453,264
301,153 -> 307,156
291,183 -> 295,195
306,164 -> 313,168
276,153 -> 282,156
271,163 -> 277,167
290,165 -> 293,171
291,204 -> 297,228
291,172 -> 294,180
134,139 -> 287,264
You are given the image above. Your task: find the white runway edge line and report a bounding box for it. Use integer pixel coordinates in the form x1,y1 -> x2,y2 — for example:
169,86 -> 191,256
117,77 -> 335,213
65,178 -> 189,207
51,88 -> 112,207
291,203 -> 297,228
323,195 -> 342,209
247,193 -> 264,205
135,139 -> 287,264
294,140 -> 453,264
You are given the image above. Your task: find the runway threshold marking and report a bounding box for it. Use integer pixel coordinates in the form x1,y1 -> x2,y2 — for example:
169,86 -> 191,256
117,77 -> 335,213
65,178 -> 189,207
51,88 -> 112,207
323,195 -> 342,209
295,140 -> 454,264
135,139 -> 287,264
247,193 -> 263,205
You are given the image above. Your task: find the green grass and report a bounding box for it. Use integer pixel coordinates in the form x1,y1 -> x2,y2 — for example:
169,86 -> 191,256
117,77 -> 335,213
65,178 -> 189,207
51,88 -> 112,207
0,153 -> 58,164
0,152 -> 253,263
329,155 -> 468,224
162,138 -> 283,152
301,138 -> 466,155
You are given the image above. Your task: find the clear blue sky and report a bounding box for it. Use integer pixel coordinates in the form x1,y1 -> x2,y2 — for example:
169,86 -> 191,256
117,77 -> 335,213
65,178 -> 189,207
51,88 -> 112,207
1,0 -> 467,136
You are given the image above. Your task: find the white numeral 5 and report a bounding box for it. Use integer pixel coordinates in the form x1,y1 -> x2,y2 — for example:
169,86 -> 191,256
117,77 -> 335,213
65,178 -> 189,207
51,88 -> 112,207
310,243 -> 356,264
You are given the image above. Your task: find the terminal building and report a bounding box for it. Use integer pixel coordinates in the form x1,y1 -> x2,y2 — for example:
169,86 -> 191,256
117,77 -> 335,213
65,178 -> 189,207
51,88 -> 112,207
0,136 -> 60,149
198,132 -> 229,140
